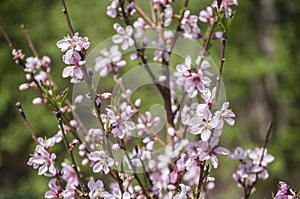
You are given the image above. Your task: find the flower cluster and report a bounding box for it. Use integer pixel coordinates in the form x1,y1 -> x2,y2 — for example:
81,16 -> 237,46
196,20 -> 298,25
13,48 -> 52,104
27,135 -> 61,176
274,181 -> 299,199
57,32 -> 90,83
229,146 -> 274,196
101,102 -> 136,139
94,45 -> 126,77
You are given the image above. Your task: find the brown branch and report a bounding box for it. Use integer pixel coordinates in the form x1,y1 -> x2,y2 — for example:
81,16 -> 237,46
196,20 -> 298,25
16,102 -> 38,144
0,22 -> 14,49
195,161 -> 207,199
149,0 -> 157,24
60,0 -> 74,37
244,121 -> 273,198
214,35 -> 226,105
195,17 -> 217,72
21,24 -> 39,57
161,0 -> 190,142
122,139 -> 151,199
55,111 -> 87,196
134,3 -> 155,27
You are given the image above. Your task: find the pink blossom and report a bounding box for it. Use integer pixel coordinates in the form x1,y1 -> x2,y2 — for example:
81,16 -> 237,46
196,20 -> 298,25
228,146 -> 249,160
174,56 -> 212,98
62,50 -> 85,83
186,137 -> 229,169
133,18 -> 149,38
56,32 -> 90,53
12,49 -> 25,61
199,6 -> 214,23
88,180 -> 112,199
189,104 -> 215,141
101,105 -> 135,139
95,45 -> 126,77
57,33 -> 90,83
112,23 -> 134,50
61,162 -> 79,187
181,10 -> 202,39
25,57 -> 41,73
212,0 -> 238,19
173,184 -> 191,199
27,146 -> 57,176
107,0 -> 119,18
248,147 -> 274,167
89,150 -> 114,174
274,181 -> 297,199
183,164 -> 200,186
136,111 -> 160,135
211,101 -> 235,131
34,70 -> 48,84
170,154 -> 186,184
45,178 -> 62,198
62,185 -> 77,199
231,147 -> 274,191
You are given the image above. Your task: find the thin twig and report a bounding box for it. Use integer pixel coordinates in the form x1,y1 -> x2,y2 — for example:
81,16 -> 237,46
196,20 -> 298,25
214,35 -> 226,105
16,102 -> 38,144
260,121 -> 273,156
122,140 -> 151,199
21,24 -> 39,57
60,0 -> 74,37
195,161 -> 207,199
55,111 -> 87,196
139,157 -> 155,192
161,0 -> 190,142
119,0 -> 173,129
134,3 -> 155,27
195,18 -> 217,72
0,22 -> 14,49
149,0 -> 156,24
244,122 -> 273,198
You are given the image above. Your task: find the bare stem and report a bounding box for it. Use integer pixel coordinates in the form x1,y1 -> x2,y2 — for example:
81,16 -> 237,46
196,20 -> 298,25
122,140 -> 151,199
21,25 -> 39,57
149,0 -> 156,24
0,22 -> 14,49
120,0 -> 176,135
139,157 -> 154,187
195,18 -> 217,72
55,111 -> 87,196
214,35 -> 226,105
244,122 -> 273,198
195,161 -> 207,199
16,102 -> 38,144
134,3 -> 155,27
60,0 -> 74,37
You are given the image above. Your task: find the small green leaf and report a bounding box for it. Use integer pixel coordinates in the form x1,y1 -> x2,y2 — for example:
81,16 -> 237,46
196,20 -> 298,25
227,10 -> 236,28
57,87 -> 69,106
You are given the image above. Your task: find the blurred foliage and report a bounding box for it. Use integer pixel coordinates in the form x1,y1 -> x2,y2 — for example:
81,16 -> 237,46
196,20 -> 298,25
0,0 -> 300,198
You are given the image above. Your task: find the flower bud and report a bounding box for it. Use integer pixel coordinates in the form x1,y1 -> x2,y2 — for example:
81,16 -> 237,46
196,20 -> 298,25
74,95 -> 83,105
167,127 -> 176,136
112,144 -> 121,150
19,83 -> 30,91
32,97 -> 44,105
134,98 -> 142,108
69,120 -> 78,127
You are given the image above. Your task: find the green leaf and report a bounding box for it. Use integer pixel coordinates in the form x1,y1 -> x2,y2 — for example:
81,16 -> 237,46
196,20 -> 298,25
57,87 -> 69,106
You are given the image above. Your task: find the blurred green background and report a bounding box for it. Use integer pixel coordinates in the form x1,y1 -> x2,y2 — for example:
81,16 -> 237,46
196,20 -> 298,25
0,0 -> 300,198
